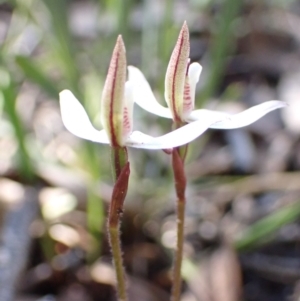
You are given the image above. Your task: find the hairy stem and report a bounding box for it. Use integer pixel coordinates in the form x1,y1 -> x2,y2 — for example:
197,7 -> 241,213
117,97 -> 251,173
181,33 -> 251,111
108,147 -> 129,301
172,199 -> 185,301
108,226 -> 127,301
171,148 -> 187,301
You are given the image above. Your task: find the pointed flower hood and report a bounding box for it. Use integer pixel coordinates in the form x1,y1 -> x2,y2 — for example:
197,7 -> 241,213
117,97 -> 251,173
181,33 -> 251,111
101,36 -> 128,147
165,21 -> 191,123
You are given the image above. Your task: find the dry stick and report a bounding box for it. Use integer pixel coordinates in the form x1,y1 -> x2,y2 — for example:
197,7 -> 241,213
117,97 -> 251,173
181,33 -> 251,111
171,148 -> 187,301
0,187 -> 39,301
108,148 -> 130,301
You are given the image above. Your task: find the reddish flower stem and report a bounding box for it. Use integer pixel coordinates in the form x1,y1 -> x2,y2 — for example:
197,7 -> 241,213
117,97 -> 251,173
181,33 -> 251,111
108,147 -> 129,301
171,147 -> 187,301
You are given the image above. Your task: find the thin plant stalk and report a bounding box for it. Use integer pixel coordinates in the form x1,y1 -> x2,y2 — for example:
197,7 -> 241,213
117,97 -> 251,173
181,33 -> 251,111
2,73 -> 34,182
109,226 -> 127,301
172,200 -> 185,301
199,0 -> 242,105
107,147 -> 130,301
171,147 -> 187,301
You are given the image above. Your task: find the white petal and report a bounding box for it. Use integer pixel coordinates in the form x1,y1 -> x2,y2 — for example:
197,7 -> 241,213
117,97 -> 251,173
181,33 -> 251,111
127,66 -> 172,118
125,115 -> 223,149
122,81 -> 134,140
188,101 -> 287,129
124,81 -> 134,121
188,62 -> 202,84
188,63 -> 202,110
183,62 -> 203,118
59,90 -> 110,144
187,109 -> 230,122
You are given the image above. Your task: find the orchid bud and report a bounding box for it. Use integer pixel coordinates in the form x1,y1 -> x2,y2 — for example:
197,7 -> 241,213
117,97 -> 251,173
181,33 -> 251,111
101,35 -> 127,147
165,21 -> 190,123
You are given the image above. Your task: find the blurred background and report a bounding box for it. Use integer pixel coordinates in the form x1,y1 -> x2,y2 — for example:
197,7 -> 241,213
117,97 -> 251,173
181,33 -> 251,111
1,0 -> 300,300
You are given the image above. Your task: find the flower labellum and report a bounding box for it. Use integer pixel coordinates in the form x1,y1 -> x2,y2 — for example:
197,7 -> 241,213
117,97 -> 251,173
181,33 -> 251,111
128,22 -> 287,130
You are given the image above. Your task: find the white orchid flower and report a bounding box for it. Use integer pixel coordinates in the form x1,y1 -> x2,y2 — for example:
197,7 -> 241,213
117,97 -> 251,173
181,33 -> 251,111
59,36 -> 226,150
128,22 -> 286,129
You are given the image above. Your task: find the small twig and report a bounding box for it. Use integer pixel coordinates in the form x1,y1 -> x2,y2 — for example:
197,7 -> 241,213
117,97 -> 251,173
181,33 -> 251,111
197,171 -> 300,206
0,186 -> 39,301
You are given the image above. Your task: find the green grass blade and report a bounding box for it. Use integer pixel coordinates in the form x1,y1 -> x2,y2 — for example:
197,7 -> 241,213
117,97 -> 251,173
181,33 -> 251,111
141,0 -> 159,75
16,56 -> 59,98
1,69 -> 34,181
199,0 -> 242,104
235,201 -> 300,251
42,0 -> 81,97
87,187 -> 104,260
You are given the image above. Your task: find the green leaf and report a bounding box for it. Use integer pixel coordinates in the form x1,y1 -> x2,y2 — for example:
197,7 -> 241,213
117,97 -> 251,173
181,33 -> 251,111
16,56 -> 59,98
42,0 -> 81,97
1,68 -> 34,181
235,201 -> 300,251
